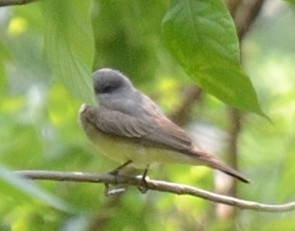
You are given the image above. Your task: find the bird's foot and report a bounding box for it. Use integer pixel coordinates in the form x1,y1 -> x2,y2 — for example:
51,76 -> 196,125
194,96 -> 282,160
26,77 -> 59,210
104,160 -> 132,196
137,167 -> 149,193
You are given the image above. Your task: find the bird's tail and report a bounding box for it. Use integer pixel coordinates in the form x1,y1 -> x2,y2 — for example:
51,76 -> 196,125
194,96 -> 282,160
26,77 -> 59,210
190,147 -> 250,183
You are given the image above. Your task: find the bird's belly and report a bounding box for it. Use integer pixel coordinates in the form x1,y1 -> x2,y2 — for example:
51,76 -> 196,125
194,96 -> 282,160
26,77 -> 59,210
86,129 -> 195,169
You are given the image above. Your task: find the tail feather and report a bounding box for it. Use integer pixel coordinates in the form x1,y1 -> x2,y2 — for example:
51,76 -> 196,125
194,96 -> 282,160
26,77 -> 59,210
190,148 -> 250,184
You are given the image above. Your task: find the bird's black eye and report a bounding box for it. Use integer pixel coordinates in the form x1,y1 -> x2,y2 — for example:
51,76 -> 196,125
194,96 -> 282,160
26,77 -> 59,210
101,85 -> 114,93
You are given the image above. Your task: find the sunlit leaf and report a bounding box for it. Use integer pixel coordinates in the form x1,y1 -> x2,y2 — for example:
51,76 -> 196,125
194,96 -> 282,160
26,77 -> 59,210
162,0 -> 264,115
41,0 -> 94,104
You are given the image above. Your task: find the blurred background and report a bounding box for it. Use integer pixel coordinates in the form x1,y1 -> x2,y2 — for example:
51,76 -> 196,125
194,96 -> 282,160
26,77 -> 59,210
0,0 -> 295,230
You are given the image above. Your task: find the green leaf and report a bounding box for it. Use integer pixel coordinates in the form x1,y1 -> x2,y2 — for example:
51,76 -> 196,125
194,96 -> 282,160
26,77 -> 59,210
41,0 -> 95,104
0,165 -> 75,213
162,0 -> 264,115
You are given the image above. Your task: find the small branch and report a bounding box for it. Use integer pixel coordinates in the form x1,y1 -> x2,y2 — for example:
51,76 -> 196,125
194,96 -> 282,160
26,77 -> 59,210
0,0 -> 36,7
230,0 -> 266,40
169,85 -> 203,126
13,170 -> 295,213
227,108 -> 243,184
215,108 -> 243,219
224,0 -> 242,18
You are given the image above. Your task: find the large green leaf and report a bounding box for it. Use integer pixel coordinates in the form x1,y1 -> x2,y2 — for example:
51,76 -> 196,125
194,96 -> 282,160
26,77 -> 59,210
41,0 -> 94,104
162,0 -> 264,115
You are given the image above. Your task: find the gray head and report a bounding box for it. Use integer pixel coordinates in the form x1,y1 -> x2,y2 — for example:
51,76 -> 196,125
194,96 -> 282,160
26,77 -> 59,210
93,68 -> 134,98
93,68 -> 162,117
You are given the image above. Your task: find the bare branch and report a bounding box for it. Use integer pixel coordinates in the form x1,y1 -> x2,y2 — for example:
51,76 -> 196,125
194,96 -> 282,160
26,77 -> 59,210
13,170 -> 295,213
226,0 -> 266,40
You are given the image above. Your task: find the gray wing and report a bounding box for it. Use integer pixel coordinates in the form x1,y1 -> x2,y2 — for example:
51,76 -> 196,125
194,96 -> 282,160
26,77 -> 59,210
141,116 -> 193,152
84,105 -> 193,152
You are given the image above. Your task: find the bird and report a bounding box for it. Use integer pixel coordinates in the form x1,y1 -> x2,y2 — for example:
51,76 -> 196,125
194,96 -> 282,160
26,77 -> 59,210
79,68 -> 249,183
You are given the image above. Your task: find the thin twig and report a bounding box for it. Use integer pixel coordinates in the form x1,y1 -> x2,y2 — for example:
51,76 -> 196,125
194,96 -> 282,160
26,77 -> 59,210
12,170 -> 295,213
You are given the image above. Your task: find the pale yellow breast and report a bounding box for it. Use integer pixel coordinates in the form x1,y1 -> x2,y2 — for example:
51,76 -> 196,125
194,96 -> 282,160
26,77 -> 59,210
86,126 -> 197,169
